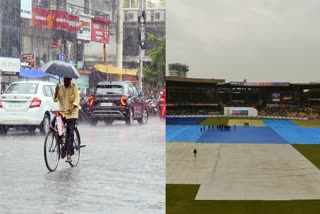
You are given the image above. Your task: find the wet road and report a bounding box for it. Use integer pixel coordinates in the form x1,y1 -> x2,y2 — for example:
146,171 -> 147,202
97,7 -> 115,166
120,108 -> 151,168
0,117 -> 165,214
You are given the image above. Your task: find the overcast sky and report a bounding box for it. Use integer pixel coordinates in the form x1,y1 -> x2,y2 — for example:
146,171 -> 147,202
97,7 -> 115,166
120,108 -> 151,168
166,0 -> 320,83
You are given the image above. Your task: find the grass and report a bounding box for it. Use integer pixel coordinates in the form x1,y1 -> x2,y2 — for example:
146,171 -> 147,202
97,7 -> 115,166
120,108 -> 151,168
200,117 -> 264,125
291,120 -> 320,127
167,118 -> 320,213
166,184 -> 320,214
292,144 -> 320,169
228,119 -> 266,126
200,117 -> 229,125
167,144 -> 320,214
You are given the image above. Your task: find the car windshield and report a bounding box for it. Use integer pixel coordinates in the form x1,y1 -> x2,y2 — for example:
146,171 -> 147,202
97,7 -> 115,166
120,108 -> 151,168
5,83 -> 38,94
96,85 -> 123,94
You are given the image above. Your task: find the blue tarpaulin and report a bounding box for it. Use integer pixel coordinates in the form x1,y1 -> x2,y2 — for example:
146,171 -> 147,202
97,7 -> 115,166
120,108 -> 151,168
196,127 -> 287,144
264,120 -> 320,144
166,125 -> 203,142
166,118 -> 320,144
19,68 -> 59,79
166,125 -> 287,143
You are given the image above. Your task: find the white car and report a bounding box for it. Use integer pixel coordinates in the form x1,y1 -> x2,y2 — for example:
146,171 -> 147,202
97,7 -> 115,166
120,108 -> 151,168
0,81 -> 58,135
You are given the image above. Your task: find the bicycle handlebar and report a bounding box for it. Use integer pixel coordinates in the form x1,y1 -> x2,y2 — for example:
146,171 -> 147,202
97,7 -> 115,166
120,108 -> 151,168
49,109 -> 69,113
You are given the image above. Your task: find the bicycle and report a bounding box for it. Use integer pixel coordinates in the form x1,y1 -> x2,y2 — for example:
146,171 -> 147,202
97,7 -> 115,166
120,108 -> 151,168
44,110 -> 84,172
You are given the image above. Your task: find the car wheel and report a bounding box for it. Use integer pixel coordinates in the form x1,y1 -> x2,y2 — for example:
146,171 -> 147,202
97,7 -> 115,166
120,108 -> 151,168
39,114 -> 50,135
138,109 -> 148,124
90,119 -> 98,126
104,119 -> 114,125
125,108 -> 133,126
0,125 -> 8,135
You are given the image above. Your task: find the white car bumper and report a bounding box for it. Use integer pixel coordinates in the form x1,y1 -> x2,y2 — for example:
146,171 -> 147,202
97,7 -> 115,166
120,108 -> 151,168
0,108 -> 44,125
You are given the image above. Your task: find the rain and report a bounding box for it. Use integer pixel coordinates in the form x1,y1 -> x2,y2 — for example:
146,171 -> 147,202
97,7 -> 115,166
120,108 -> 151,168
0,0 -> 165,213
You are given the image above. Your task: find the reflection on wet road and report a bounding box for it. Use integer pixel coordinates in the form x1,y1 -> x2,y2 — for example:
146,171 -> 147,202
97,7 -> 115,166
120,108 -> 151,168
0,117 -> 165,214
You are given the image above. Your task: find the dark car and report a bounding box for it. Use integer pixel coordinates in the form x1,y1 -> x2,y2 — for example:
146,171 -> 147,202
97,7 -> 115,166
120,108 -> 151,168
87,81 -> 148,126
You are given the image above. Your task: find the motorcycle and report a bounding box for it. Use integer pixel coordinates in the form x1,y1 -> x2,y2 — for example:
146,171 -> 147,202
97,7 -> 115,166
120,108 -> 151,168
145,95 -> 160,116
78,95 -> 91,123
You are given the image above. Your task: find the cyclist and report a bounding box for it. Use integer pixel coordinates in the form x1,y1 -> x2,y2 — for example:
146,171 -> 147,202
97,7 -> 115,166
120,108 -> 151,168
52,77 -> 80,162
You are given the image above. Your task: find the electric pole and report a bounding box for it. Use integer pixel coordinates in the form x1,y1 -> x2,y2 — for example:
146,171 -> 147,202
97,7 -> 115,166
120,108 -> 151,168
116,0 -> 124,69
138,0 -> 146,92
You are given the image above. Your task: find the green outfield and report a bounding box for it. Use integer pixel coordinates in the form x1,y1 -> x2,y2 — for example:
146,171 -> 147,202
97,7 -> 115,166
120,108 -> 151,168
228,119 -> 266,126
292,144 -> 320,169
292,120 -> 320,127
167,117 -> 320,213
166,144 -> 320,214
200,117 -> 265,125
166,184 -> 320,214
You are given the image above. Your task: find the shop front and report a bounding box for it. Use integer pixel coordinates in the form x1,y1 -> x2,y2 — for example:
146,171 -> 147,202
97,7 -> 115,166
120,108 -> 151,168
0,57 -> 20,93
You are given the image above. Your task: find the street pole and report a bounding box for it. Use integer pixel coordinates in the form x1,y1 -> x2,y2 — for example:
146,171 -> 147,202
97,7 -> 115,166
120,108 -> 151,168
139,45 -> 144,92
0,70 -> 2,94
116,0 -> 123,69
138,0 -> 146,92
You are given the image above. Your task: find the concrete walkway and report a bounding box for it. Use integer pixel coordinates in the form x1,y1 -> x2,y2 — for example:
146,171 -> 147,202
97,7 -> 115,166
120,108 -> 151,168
167,143 -> 320,200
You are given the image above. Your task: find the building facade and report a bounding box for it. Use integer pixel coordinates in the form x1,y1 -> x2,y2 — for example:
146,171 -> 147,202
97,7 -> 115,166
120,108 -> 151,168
168,63 -> 189,77
122,0 -> 165,68
0,0 -> 21,93
0,0 -> 164,92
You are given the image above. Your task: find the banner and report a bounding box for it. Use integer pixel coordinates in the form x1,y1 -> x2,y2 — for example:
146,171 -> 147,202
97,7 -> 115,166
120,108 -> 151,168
91,17 -> 111,43
32,7 -> 79,33
54,10 -> 69,31
21,53 -> 35,68
68,14 -> 79,34
0,57 -> 20,73
32,7 -> 49,28
77,15 -> 92,41
272,93 -> 281,102
231,110 -> 248,116
21,0 -> 32,19
230,81 -> 289,86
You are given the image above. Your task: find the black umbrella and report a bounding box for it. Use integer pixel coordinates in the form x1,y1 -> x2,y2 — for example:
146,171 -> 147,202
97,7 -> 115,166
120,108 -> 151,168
40,60 -> 80,79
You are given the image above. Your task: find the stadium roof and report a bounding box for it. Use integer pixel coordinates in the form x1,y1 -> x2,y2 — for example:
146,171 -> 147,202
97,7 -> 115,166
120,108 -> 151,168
166,76 -> 225,84
166,76 -> 320,89
220,81 -> 320,89
291,83 -> 320,88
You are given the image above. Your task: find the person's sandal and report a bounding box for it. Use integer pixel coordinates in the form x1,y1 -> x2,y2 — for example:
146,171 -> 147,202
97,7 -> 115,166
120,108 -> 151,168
65,156 -> 72,162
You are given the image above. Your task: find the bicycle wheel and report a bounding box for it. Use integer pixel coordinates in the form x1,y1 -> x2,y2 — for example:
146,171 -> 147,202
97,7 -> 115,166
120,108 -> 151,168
69,127 -> 81,167
44,130 -> 60,172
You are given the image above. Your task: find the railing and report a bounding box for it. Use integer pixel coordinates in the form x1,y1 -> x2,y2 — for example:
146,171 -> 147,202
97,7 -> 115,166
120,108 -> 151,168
123,9 -> 165,22
66,3 -> 111,20
32,1 -> 111,20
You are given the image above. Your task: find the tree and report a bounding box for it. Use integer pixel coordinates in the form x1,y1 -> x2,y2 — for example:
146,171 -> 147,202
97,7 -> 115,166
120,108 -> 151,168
142,33 -> 165,94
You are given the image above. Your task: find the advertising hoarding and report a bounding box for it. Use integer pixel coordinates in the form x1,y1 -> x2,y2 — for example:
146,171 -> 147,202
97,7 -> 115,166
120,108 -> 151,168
91,21 -> 110,43
231,110 -> 249,116
272,93 -> 281,102
32,7 -> 79,33
77,15 -> 92,41
91,17 -> 111,43
0,57 -> 20,73
21,53 -> 34,67
21,0 -> 32,19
